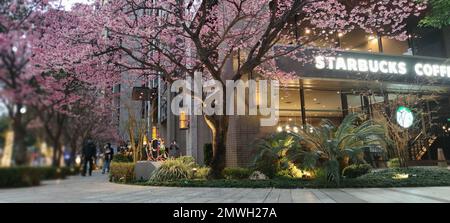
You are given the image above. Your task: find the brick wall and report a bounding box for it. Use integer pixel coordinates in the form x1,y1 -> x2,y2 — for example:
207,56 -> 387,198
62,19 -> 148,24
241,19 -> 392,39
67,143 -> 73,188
226,116 -> 274,167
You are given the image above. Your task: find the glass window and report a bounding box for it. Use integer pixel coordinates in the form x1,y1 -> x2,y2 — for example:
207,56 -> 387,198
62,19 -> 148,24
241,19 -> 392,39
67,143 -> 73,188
381,37 -> 409,55
411,28 -> 447,58
347,94 -> 384,114
304,90 -> 342,126
340,29 -> 380,53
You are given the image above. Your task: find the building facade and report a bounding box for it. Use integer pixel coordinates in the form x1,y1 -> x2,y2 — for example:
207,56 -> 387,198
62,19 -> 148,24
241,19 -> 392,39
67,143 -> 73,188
114,18 -> 450,167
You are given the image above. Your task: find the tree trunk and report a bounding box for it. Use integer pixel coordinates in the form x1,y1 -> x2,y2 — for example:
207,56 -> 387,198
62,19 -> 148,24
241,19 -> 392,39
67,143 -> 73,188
47,114 -> 66,167
69,139 -> 78,167
12,109 -> 27,165
52,140 -> 63,167
205,115 -> 229,179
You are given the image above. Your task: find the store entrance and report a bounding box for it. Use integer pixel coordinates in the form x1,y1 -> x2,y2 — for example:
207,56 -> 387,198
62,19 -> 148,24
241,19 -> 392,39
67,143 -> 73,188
275,78 -> 450,164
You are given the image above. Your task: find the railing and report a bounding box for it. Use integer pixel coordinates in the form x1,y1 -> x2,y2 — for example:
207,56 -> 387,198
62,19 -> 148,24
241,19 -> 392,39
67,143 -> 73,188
408,132 -> 437,160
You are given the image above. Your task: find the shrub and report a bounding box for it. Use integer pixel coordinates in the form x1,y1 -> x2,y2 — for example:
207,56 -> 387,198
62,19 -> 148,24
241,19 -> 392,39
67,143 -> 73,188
276,162 -> 308,179
223,167 -> 253,180
176,156 -> 196,165
276,169 -> 292,179
61,166 -> 81,176
36,167 -> 67,180
254,158 -> 279,179
344,167 -> 450,188
253,133 -> 295,179
193,167 -> 210,179
150,156 -> 197,182
312,168 -> 327,183
112,153 -> 133,163
203,143 -> 213,166
0,167 -> 42,188
387,158 -> 400,168
110,162 -> 135,183
342,164 -> 372,178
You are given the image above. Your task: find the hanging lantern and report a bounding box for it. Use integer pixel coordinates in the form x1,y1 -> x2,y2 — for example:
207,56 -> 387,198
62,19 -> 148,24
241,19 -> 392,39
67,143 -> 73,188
179,111 -> 189,130
151,126 -> 158,139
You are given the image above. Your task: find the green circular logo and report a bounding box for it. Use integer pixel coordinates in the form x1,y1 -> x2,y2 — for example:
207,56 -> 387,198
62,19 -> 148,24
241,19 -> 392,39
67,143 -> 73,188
396,106 -> 414,128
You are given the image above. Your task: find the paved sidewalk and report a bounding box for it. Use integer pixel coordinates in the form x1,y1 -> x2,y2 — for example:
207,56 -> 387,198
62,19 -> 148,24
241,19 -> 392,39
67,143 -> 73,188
1,172 -> 450,203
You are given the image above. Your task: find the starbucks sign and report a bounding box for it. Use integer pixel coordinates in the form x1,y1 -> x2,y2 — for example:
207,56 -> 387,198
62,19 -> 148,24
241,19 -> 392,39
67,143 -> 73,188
314,56 -> 450,78
396,106 -> 414,128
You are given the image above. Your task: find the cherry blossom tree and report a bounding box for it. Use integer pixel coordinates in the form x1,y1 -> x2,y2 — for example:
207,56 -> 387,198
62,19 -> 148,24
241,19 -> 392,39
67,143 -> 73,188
62,92 -> 119,167
0,0 -> 49,164
23,68 -> 119,166
37,0 -> 426,177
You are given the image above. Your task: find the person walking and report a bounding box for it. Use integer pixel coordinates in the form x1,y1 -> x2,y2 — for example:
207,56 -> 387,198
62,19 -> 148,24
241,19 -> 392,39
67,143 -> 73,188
169,140 -> 180,158
81,139 -> 97,176
102,143 -> 114,174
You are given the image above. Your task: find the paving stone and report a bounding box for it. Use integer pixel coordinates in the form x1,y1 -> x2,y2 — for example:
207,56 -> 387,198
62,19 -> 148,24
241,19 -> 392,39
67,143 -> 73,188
1,172 -> 450,203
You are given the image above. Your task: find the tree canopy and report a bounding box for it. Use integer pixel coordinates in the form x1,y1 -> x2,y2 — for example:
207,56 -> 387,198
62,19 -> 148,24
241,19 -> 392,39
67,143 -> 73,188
419,0 -> 450,28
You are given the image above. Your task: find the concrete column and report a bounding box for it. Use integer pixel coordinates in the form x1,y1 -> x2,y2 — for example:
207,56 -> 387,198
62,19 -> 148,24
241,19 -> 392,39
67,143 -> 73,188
166,91 -> 175,142
186,114 -> 198,161
157,77 -> 162,127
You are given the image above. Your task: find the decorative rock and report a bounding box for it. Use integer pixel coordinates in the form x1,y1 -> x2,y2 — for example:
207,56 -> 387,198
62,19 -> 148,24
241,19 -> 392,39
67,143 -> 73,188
134,161 -> 163,181
249,171 -> 268,180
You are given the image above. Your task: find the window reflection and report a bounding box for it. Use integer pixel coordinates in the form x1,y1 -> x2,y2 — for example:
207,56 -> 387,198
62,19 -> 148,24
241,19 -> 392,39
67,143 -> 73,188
339,29 -> 380,53
381,37 -> 410,55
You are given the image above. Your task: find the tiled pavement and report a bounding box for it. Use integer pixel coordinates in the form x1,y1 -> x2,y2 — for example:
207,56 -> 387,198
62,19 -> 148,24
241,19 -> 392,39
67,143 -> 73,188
1,172 -> 450,203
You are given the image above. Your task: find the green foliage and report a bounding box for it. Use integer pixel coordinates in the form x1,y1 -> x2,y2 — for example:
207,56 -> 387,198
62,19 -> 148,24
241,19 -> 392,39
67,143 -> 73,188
149,156 -> 197,182
222,167 -> 252,180
143,167 -> 450,189
0,167 -> 42,188
276,169 -> 293,178
291,114 -> 388,185
203,143 -> 213,166
0,166 -> 82,188
387,158 -> 401,168
60,166 -> 81,176
276,162 -> 311,179
342,164 -> 372,178
419,0 -> 450,28
112,153 -> 133,163
176,156 -> 196,165
193,167 -> 211,179
109,162 -> 135,183
36,167 -> 66,180
252,133 -> 297,178
343,167 -> 450,188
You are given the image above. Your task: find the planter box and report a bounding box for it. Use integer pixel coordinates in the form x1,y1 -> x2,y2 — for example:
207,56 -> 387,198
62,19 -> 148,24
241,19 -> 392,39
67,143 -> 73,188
134,161 -> 163,181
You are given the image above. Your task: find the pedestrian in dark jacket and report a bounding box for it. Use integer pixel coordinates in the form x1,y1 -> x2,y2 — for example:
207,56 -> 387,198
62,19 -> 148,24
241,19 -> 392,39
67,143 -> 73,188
102,143 -> 114,174
82,139 -> 97,176
169,140 -> 180,158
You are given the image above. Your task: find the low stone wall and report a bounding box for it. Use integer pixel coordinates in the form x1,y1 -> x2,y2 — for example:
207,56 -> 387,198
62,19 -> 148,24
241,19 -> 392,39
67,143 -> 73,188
134,161 -> 163,181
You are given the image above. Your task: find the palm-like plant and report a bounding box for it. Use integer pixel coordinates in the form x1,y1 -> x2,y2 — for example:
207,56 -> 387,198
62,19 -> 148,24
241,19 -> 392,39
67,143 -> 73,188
291,114 -> 389,185
252,133 -> 299,178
